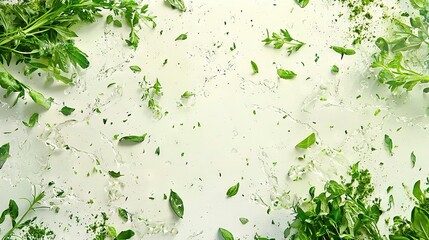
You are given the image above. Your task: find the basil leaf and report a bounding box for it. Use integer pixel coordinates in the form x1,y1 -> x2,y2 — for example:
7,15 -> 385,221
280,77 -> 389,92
219,228 -> 234,240
22,113 -> 39,127
251,61 -> 259,74
115,230 -> 135,240
109,171 -> 123,178
165,0 -> 186,11
277,69 -> 297,79
175,33 -> 188,41
226,182 -> 240,197
411,207 -> 429,239
295,133 -> 316,149
0,143 -> 11,169
129,65 -> 141,73
169,189 -> 184,218
119,134 -> 147,143
384,134 -> 393,156
295,0 -> 309,8
60,106 -> 75,116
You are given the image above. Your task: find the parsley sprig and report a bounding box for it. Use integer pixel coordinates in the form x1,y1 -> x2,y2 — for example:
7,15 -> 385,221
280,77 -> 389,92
262,29 -> 305,55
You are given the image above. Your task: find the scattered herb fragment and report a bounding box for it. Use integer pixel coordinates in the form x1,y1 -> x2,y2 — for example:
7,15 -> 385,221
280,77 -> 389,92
181,91 -> 195,99
175,33 -> 188,41
60,106 -> 75,116
119,134 -> 147,144
331,65 -> 339,73
118,208 -> 129,221
155,147 -> 160,155
251,61 -> 259,74
108,171 -> 123,178
219,228 -> 234,240
226,182 -> 240,197
113,19 -> 122,27
384,134 -> 393,156
165,0 -> 186,11
411,151 -> 416,167
331,46 -> 356,59
295,133 -> 316,149
239,217 -> 249,224
295,0 -> 309,8
22,113 -> 39,128
0,143 -> 10,169
116,230 -> 135,240
169,189 -> 184,218
129,66 -> 142,73
262,29 -> 305,55
277,69 -> 297,80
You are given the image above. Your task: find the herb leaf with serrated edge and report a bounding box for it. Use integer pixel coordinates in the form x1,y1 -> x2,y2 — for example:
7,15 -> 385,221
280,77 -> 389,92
169,189 -> 184,218
226,182 -> 240,197
295,133 -> 316,149
119,134 -> 147,144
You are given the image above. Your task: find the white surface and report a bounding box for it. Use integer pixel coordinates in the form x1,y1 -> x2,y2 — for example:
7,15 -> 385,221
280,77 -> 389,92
1,0 -> 429,239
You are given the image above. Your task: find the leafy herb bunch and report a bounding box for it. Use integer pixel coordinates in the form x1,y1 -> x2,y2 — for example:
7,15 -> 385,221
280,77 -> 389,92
0,0 -> 155,109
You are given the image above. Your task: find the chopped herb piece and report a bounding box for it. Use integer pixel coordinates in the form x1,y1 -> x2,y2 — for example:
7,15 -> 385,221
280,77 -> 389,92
118,208 -> 129,221
60,106 -> 75,116
116,230 -> 135,240
219,228 -> 234,240
277,69 -> 297,80
181,91 -> 195,99
106,15 -> 114,24
165,0 -> 186,11
295,133 -> 316,149
226,183 -> 240,197
251,61 -> 259,74
129,66 -> 142,73
113,19 -> 122,27
331,65 -> 339,73
169,189 -> 184,218
23,113 -> 39,128
155,147 -> 160,155
108,171 -> 123,178
175,33 -> 188,41
295,0 -> 310,8
262,29 -> 305,55
384,134 -> 393,156
119,134 -> 147,143
0,143 -> 10,169
411,151 -> 416,167
331,46 -> 356,59
239,217 -> 249,224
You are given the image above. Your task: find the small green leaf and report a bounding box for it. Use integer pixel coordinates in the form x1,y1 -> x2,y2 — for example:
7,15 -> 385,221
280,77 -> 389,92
113,20 -> 122,27
106,15 -> 113,24
155,146 -> 160,155
22,113 -> 39,127
169,189 -> 184,218
175,33 -> 188,41
109,171 -> 123,178
116,230 -> 135,240
219,228 -> 234,240
411,151 -> 416,167
251,61 -> 259,74
375,37 -> 389,52
413,181 -> 425,203
239,217 -> 249,224
165,0 -> 186,11
295,0 -> 309,8
8,200 -> 18,220
60,106 -> 75,116
295,133 -> 316,149
28,89 -> 52,109
331,65 -> 339,73
129,65 -> 141,73
384,134 -> 393,156
411,207 -> 429,239
226,182 -> 240,197
118,208 -> 129,221
181,91 -> 195,99
107,226 -> 117,237
119,134 -> 147,143
277,69 -> 297,79
0,143 -> 11,169
331,46 -> 356,58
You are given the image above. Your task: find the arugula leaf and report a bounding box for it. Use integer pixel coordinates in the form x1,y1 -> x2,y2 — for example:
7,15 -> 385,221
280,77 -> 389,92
22,113 -> 39,127
0,143 -> 11,169
219,228 -> 234,240
384,134 -> 393,156
60,106 -> 75,116
108,171 -> 123,178
263,29 -> 305,55
129,66 -> 142,73
165,0 -> 186,11
175,33 -> 188,41
115,230 -> 135,240
277,69 -> 297,79
169,189 -> 184,218
296,0 -> 310,8
295,133 -> 316,149
119,134 -> 147,144
251,61 -> 259,74
226,183 -> 240,197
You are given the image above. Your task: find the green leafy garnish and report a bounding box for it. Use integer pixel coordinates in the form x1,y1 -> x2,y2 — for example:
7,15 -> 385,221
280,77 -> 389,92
226,183 -> 240,197
108,171 -> 123,178
165,0 -> 186,11
115,230 -> 135,240
239,217 -> 249,224
169,189 -> 184,218
251,61 -> 259,74
411,151 -> 416,167
262,29 -> 305,55
0,143 -> 10,169
295,133 -> 316,149
181,91 -> 195,99
277,69 -> 297,80
140,77 -> 163,117
119,134 -> 147,144
22,113 -> 39,127
129,66 -> 142,73
331,65 -> 339,73
295,0 -> 310,8
175,33 -> 188,41
155,147 -> 160,155
219,228 -> 234,240
384,134 -> 393,156
60,106 -> 75,116
331,46 -> 356,59
118,208 -> 129,221
113,19 -> 122,27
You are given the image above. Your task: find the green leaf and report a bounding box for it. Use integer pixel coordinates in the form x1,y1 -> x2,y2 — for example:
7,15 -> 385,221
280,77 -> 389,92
155,146 -> 160,155
106,15 -> 114,24
8,200 -> 18,220
226,182 -> 240,197
181,91 -> 195,99
277,69 -> 297,79
411,207 -> 429,239
411,151 -> 416,167
175,33 -> 188,41
109,171 -> 123,178
295,0 -> 310,8
60,106 -> 75,116
28,89 -> 52,109
251,61 -> 259,74
119,134 -> 147,143
295,133 -> 316,149
413,180 -> 425,203
113,20 -> 122,27
384,134 -> 393,156
331,46 -> 356,58
51,26 -> 78,38
423,87 -> 429,93
375,37 -> 389,52
169,189 -> 184,218
165,0 -> 186,11
129,66 -> 141,73
0,143 -> 11,169
115,230 -> 135,240
22,113 -> 39,127
219,228 -> 234,240
118,208 -> 129,221
107,226 -> 117,237
331,65 -> 339,73
239,217 -> 249,224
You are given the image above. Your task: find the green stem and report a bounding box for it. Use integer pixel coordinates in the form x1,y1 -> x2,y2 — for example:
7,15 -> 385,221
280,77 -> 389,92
1,199 -> 39,240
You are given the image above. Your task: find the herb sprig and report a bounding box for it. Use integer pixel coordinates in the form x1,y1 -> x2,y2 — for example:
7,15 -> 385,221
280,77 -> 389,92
262,29 -> 305,55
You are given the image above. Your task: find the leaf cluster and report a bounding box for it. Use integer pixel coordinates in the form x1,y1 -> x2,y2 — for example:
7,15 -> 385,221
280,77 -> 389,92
262,29 -> 305,55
